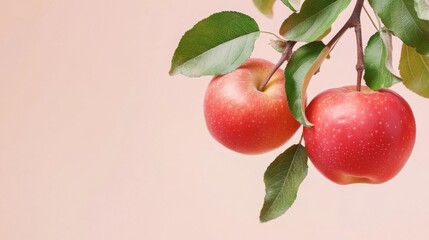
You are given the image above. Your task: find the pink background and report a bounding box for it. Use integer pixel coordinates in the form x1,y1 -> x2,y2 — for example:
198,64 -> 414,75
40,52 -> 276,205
1,0 -> 428,239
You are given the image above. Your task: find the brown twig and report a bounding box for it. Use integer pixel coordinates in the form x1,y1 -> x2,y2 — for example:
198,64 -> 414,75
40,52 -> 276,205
260,0 -> 365,92
258,41 -> 296,91
326,0 -> 365,91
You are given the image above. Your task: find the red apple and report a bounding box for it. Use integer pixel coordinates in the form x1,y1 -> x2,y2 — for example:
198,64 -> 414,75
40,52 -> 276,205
203,58 -> 300,154
303,86 -> 416,184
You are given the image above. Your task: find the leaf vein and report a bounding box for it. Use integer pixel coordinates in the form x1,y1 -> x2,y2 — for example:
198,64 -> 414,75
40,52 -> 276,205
268,146 -> 301,209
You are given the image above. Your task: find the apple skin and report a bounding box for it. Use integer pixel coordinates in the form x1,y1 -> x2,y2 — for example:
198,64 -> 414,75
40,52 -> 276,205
203,58 -> 300,154
303,86 -> 416,184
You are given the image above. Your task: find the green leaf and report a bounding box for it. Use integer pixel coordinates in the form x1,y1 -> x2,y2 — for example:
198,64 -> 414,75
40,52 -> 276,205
369,0 -> 429,56
316,27 -> 332,41
399,44 -> 429,98
169,11 -> 260,77
279,0 -> 351,42
281,0 -> 303,12
285,42 -> 329,126
364,30 -> 401,90
415,0 -> 429,21
253,0 -> 276,17
260,144 -> 308,222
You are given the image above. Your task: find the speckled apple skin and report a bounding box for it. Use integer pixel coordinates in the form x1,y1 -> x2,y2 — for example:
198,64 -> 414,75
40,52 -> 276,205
203,58 -> 300,154
303,86 -> 416,184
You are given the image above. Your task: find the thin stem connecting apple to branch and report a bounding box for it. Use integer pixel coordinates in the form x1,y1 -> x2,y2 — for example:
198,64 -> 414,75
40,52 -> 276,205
260,0 -> 365,93
258,41 -> 296,91
354,22 -> 364,92
326,0 -> 365,91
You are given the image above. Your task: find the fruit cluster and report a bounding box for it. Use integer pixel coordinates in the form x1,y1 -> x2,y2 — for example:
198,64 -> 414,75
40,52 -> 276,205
204,57 -> 416,185
170,0 -> 427,221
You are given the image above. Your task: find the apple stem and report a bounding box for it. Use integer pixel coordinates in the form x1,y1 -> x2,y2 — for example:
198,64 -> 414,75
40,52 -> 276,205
354,22 -> 364,92
326,0 -> 364,91
258,41 -> 296,92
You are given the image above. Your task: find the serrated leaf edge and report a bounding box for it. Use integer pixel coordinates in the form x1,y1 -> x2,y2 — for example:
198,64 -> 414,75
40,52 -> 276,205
169,11 -> 260,77
169,32 -> 260,77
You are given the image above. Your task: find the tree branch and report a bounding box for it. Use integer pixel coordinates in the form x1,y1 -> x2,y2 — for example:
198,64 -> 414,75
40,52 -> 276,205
327,0 -> 364,48
326,0 -> 365,91
261,0 -> 365,92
